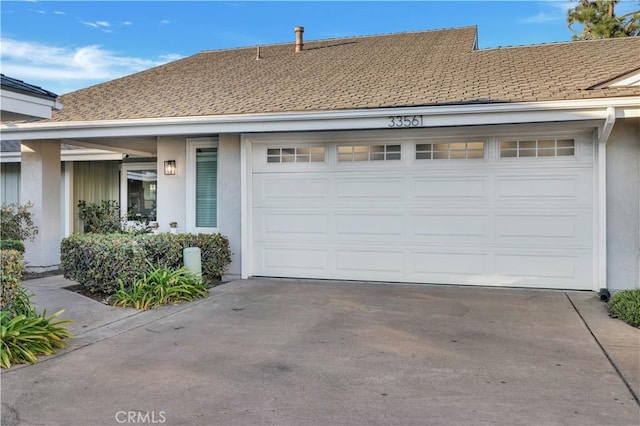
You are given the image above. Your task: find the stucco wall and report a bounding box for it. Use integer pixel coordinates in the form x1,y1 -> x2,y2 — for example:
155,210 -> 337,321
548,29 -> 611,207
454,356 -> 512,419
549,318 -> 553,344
607,118 -> 640,291
156,134 -> 241,277
218,134 -> 242,277
156,137 -> 187,233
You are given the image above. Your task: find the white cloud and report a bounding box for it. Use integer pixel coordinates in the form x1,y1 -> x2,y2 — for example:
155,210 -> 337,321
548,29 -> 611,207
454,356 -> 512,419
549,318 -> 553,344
520,11 -> 559,24
53,11 -> 66,15
160,19 -> 171,25
122,21 -> 133,26
520,0 -> 572,24
0,38 -> 183,94
81,20 -> 110,29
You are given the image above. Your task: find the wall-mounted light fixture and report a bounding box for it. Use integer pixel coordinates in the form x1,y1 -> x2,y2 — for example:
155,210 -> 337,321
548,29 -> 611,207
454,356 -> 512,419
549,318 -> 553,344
164,160 -> 176,175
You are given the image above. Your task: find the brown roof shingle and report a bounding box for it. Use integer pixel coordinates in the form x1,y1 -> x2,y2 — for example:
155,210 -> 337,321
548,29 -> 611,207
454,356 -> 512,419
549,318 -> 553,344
51,27 -> 640,122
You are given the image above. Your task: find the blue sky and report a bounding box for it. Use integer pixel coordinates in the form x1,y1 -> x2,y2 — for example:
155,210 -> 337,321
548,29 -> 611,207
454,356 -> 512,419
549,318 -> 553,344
1,1 -> 638,95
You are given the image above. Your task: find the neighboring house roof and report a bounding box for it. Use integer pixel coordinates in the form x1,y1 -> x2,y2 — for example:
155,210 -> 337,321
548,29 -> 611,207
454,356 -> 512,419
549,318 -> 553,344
1,74 -> 62,122
1,74 -> 58,100
41,27 -> 640,122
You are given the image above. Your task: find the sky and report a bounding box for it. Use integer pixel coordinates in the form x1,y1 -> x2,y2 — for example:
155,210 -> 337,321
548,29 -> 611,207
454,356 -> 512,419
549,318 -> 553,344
1,0 -> 638,95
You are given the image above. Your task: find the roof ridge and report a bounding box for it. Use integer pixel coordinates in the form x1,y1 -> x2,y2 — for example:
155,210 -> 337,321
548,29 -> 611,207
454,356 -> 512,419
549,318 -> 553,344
481,35 -> 640,52
199,26 -> 478,54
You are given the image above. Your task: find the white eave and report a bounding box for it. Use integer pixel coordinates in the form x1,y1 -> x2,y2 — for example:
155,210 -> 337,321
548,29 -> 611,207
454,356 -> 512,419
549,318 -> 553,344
0,149 -> 124,163
0,89 -> 63,121
1,97 -> 639,141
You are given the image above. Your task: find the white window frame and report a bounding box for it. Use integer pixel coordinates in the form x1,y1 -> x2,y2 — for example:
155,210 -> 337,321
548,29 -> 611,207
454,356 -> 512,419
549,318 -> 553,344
337,143 -> 402,162
498,138 -> 577,159
120,162 -> 158,224
186,137 -> 219,234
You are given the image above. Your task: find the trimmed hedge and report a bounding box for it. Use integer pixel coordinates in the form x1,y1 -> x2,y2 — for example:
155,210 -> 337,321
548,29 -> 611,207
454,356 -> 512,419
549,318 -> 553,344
60,233 -> 232,294
1,249 -> 25,310
0,240 -> 25,253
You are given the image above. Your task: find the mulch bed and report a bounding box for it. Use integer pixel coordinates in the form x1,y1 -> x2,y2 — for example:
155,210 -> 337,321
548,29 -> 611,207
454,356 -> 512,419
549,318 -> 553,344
63,284 -> 114,305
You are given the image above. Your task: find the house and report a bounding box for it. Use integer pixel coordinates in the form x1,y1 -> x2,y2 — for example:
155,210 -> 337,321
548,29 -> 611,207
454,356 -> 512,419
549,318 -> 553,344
1,74 -> 62,122
1,26 -> 638,292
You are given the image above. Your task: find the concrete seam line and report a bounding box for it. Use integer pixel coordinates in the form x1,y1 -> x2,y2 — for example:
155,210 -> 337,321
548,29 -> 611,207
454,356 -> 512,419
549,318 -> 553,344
564,292 -> 640,407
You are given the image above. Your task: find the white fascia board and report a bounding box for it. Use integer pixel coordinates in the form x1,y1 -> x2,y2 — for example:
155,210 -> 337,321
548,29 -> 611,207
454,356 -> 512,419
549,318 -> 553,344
0,149 -> 123,163
1,89 -> 62,120
2,97 -> 639,141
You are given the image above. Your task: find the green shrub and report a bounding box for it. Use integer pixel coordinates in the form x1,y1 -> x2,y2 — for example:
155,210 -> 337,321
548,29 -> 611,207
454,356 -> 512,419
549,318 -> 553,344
60,233 -> 232,295
0,310 -> 73,369
114,264 -> 208,310
1,250 -> 25,310
60,234 -> 148,294
0,202 -> 39,242
0,240 -> 25,253
608,289 -> 640,328
77,200 -> 123,234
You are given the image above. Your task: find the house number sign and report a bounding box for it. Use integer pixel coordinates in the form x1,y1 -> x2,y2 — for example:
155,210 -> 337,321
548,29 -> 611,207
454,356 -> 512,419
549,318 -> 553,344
388,115 -> 423,128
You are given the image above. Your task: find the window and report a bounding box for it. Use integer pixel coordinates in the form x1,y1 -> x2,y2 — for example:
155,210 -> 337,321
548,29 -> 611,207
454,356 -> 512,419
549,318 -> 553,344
415,142 -> 484,160
499,139 -> 575,158
338,144 -> 401,162
121,164 -> 157,221
195,148 -> 217,227
267,146 -> 325,163
187,138 -> 218,231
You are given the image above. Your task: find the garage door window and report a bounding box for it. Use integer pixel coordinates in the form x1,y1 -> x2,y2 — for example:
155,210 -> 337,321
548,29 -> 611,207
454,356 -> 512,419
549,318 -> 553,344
416,142 -> 484,160
267,147 -> 325,163
338,144 -> 401,162
499,139 -> 575,158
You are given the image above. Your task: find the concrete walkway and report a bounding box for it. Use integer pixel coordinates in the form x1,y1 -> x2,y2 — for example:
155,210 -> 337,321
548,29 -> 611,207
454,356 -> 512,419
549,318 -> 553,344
1,276 -> 639,425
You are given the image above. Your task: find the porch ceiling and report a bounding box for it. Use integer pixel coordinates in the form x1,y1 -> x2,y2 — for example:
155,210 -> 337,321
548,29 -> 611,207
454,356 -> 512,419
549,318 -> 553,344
61,136 -> 157,156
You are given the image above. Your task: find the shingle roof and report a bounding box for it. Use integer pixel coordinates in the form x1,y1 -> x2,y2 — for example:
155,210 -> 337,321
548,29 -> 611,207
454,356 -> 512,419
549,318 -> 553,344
1,74 -> 58,100
52,27 -> 640,122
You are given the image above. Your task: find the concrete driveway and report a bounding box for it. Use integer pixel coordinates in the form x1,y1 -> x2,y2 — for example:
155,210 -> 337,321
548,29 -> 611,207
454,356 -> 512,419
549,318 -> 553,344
2,277 -> 639,425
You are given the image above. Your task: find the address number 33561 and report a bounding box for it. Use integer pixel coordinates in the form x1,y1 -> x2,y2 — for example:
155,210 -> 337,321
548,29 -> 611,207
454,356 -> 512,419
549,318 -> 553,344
388,115 -> 423,128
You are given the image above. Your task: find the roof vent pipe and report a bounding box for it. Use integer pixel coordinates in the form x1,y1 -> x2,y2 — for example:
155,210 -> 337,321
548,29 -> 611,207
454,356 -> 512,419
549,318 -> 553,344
295,26 -> 304,52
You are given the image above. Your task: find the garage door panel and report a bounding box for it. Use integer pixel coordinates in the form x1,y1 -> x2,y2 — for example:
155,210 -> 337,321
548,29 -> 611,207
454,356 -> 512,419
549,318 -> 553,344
412,252 -> 487,275
335,213 -> 404,239
253,176 -> 329,206
411,214 -> 489,241
413,177 -> 487,200
258,246 -> 329,273
496,171 -> 592,202
494,252 -> 586,281
336,178 -> 404,200
335,250 -> 404,273
495,212 -> 592,247
255,213 -> 329,241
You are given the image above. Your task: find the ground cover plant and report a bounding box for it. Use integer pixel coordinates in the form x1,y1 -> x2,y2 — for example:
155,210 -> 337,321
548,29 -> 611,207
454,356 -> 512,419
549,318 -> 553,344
607,289 -> 640,328
1,309 -> 73,369
114,264 -> 208,310
1,249 -> 73,368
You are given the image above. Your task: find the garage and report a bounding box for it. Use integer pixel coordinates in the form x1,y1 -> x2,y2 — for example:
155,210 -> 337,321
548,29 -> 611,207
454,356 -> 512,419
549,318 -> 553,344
248,130 -> 594,290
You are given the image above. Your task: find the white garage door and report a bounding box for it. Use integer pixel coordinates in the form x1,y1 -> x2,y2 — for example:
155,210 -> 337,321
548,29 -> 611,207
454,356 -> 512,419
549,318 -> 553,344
250,132 -> 594,290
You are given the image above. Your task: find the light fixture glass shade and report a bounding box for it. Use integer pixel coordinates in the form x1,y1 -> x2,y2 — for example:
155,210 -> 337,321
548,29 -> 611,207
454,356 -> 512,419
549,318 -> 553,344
164,160 -> 176,175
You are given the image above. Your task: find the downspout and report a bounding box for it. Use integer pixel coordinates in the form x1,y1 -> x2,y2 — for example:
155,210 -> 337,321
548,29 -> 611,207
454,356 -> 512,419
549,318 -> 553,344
597,106 -> 615,300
